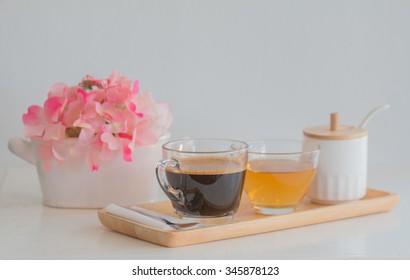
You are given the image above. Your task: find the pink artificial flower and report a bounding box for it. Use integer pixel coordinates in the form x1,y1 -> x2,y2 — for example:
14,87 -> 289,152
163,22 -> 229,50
80,75 -> 108,89
22,71 -> 172,171
23,105 -> 46,138
23,104 -> 66,141
70,128 -> 103,171
122,144 -> 133,162
43,96 -> 63,123
131,80 -> 139,96
37,140 -> 66,171
43,122 -> 65,141
62,97 -> 85,127
107,71 -> 131,89
100,133 -> 121,151
132,92 -> 173,145
48,83 -> 68,99
23,102 -> 67,170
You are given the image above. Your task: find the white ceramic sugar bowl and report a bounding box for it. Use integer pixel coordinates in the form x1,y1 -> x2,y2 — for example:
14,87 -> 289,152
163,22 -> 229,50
303,113 -> 368,204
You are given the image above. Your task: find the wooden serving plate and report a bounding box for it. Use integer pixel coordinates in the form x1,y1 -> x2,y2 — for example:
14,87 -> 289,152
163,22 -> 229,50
98,188 -> 399,247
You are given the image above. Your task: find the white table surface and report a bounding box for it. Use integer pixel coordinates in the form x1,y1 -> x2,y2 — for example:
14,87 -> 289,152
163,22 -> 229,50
0,164 -> 408,260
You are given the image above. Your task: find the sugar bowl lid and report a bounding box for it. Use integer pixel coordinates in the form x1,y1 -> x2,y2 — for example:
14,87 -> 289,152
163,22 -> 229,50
303,113 -> 367,140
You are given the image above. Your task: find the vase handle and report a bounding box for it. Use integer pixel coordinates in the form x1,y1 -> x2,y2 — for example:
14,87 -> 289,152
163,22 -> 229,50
155,159 -> 185,206
8,138 -> 36,165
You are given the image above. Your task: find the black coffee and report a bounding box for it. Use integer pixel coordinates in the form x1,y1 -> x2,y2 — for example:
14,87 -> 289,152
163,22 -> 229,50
165,157 -> 246,217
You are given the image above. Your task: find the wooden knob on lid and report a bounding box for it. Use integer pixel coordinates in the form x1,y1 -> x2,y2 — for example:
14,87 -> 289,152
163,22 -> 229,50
304,112 -> 367,140
330,112 -> 340,131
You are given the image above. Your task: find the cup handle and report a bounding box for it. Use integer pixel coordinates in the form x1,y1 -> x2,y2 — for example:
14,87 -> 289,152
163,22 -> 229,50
155,159 -> 185,206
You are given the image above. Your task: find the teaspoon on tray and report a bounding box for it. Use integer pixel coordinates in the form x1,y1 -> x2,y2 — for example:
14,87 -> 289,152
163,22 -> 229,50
104,204 -> 200,230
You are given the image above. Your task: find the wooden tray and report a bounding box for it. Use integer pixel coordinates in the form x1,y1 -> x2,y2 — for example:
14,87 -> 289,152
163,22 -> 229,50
98,188 -> 399,247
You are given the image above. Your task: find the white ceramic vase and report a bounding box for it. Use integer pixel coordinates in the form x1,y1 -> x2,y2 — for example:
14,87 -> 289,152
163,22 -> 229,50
8,134 -> 169,208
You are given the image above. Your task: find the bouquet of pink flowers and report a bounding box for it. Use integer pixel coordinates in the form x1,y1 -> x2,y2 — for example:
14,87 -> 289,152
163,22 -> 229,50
22,72 -> 172,171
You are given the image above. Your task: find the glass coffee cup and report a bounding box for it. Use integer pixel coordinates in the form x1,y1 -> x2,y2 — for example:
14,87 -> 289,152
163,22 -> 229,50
156,138 -> 248,223
244,139 -> 320,215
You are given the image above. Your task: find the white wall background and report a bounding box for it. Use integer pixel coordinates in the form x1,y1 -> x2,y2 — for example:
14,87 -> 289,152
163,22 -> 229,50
0,0 -> 408,167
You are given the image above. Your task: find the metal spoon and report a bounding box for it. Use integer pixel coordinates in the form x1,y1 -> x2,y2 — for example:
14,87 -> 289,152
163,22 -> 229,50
105,204 -> 200,230
129,206 -> 200,230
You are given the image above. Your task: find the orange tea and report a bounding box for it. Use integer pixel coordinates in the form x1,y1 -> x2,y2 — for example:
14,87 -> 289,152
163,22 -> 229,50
244,159 -> 316,213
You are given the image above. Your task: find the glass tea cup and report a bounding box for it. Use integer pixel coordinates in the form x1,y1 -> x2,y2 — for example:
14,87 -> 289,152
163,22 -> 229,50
156,138 -> 248,223
244,139 -> 320,215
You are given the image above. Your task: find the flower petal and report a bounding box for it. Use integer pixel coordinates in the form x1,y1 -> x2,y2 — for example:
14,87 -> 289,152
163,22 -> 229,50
62,98 -> 85,127
131,80 -> 139,95
84,151 -> 99,171
23,106 -> 46,137
135,129 -> 158,145
24,124 -> 45,138
43,122 -> 65,141
52,146 -> 65,162
128,128 -> 137,151
22,105 -> 43,126
108,71 -> 131,89
101,133 -> 121,151
78,128 -> 95,143
122,144 -> 132,162
44,96 -> 63,123
48,83 -> 67,99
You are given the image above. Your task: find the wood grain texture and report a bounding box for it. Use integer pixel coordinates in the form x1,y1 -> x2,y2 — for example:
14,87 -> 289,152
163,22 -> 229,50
98,188 -> 399,247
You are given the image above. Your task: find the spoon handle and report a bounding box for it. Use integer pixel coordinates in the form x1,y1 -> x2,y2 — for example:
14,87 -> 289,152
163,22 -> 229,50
130,206 -> 198,224
359,105 -> 390,128
105,204 -> 174,230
